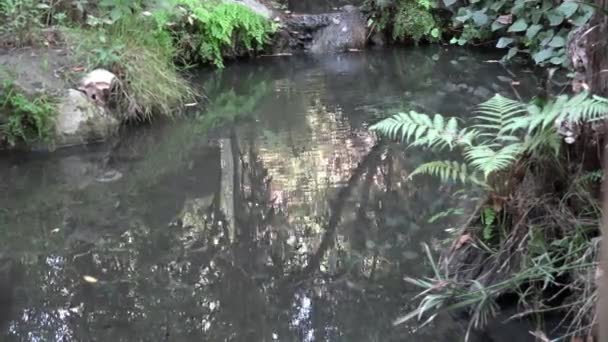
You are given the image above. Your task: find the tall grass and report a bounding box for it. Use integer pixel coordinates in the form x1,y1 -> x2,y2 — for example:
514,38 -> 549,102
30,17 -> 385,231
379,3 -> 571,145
65,17 -> 196,121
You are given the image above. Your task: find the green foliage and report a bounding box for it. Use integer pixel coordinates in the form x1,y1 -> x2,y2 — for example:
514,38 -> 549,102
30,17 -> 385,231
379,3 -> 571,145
446,0 -> 595,67
371,92 -> 608,188
481,207 -> 496,241
0,80 -> 56,146
366,0 -> 442,43
152,0 -> 275,68
0,0 -> 47,46
67,17 -> 195,120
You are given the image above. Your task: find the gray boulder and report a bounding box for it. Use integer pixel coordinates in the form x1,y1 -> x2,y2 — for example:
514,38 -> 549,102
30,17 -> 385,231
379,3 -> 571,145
53,89 -> 119,148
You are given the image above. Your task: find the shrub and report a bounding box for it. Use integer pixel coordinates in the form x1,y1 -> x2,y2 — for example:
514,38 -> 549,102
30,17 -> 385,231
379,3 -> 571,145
0,0 -> 46,46
445,0 -> 595,67
366,0 -> 442,43
151,0 -> 276,67
0,80 -> 56,146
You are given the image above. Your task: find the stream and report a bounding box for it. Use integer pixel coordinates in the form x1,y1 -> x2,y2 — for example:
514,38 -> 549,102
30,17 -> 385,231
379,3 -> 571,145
0,47 -> 543,341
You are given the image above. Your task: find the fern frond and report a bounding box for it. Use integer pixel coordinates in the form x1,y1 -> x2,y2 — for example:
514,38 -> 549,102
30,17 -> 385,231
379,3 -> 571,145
503,92 -> 608,134
474,94 -> 527,135
408,160 -> 472,184
465,143 -> 525,178
370,111 -> 476,150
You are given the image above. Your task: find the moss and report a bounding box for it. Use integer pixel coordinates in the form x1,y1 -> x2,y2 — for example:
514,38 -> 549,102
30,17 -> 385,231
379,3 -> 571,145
0,80 -> 56,146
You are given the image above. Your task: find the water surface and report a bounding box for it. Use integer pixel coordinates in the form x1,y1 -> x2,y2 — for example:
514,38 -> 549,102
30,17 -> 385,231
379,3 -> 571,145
0,47 -> 542,341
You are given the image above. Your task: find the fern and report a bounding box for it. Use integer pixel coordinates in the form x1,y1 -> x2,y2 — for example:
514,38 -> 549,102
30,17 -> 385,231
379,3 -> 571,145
409,160 -> 472,184
465,143 -> 524,178
503,92 -> 608,134
372,92 -> 608,187
370,111 -> 476,149
481,207 -> 496,241
474,94 -> 527,137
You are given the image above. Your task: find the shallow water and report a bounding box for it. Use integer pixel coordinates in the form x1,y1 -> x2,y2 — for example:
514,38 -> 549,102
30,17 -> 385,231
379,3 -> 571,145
0,47 -> 543,341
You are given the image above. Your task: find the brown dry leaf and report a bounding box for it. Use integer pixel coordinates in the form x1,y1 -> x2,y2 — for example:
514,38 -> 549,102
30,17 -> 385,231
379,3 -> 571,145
454,233 -> 472,250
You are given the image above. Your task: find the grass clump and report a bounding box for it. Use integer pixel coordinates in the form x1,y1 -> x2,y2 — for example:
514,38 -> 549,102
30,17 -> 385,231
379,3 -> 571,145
0,79 -> 56,146
67,17 -> 195,120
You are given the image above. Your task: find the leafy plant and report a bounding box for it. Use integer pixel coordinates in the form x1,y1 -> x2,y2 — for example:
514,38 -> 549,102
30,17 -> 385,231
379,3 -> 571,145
445,0 -> 595,67
0,80 -> 56,146
151,0 -> 275,68
0,0 -> 48,46
366,0 -> 442,43
371,92 -> 608,190
481,207 -> 496,241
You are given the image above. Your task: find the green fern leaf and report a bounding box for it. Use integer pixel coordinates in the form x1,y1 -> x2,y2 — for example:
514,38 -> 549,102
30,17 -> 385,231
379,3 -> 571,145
465,143 -> 524,178
474,94 -> 527,135
371,111 -> 476,150
408,160 -> 472,184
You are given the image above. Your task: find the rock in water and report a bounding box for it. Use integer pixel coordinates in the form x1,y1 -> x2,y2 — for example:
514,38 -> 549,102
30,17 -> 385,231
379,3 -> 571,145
53,89 -> 119,148
310,6 -> 367,54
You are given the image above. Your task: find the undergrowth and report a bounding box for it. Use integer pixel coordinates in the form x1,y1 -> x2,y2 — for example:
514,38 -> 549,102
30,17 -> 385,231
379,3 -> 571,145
366,0 -> 442,43
151,0 -> 276,68
371,93 -> 608,340
66,18 -> 194,120
0,80 -> 56,146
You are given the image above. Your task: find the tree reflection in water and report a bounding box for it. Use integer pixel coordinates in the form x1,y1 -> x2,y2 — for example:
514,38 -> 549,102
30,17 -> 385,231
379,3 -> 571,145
0,47 -> 538,341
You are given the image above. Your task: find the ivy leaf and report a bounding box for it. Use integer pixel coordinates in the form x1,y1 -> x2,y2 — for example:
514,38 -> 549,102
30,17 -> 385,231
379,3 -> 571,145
472,11 -> 489,26
526,24 -> 543,39
571,5 -> 594,26
492,21 -> 506,31
508,18 -> 528,32
549,56 -> 566,65
533,48 -> 555,64
557,1 -> 579,18
490,0 -> 507,11
443,0 -> 458,6
548,36 -> 566,48
496,37 -> 515,48
546,11 -> 564,26
507,47 -> 519,60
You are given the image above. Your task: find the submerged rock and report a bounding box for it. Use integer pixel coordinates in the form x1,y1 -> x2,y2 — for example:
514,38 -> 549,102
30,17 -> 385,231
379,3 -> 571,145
53,89 -> 119,148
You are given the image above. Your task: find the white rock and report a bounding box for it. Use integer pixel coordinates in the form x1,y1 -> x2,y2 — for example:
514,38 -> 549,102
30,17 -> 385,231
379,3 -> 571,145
53,89 -> 119,147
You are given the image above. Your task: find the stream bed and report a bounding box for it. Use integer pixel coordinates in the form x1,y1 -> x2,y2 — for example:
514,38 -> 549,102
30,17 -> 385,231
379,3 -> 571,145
0,47 -> 542,341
